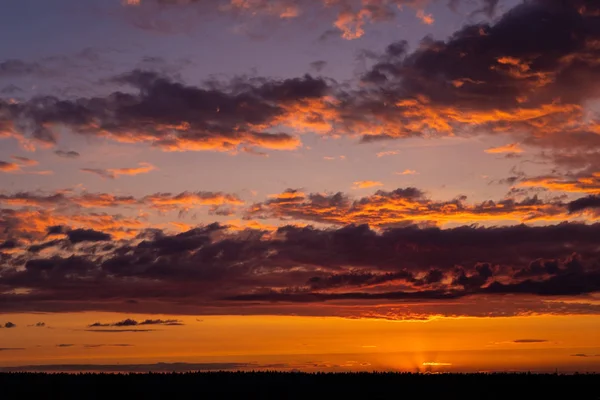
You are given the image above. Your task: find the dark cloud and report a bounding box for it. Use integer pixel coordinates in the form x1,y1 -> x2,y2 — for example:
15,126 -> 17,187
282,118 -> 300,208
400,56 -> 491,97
0,240 -> 19,250
568,195 -> 600,213
83,344 -> 133,348
47,225 -> 66,235
89,318 -> 183,327
334,0 -> 600,150
0,362 -> 253,373
0,348 -> 25,351
571,353 -> 600,357
512,339 -> 548,343
0,222 -> 600,318
3,322 -> 16,328
139,319 -> 183,326
66,229 -> 112,244
3,0 -> 599,159
54,150 -> 80,159
310,60 -> 327,72
80,168 -> 117,180
85,329 -> 156,333
0,70 -> 327,152
28,239 -> 65,253
56,344 -> 75,347
11,156 -> 38,166
0,59 -> 44,77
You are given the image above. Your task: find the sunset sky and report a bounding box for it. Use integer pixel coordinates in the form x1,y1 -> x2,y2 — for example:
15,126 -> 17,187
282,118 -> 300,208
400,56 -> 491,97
1,0 -> 599,373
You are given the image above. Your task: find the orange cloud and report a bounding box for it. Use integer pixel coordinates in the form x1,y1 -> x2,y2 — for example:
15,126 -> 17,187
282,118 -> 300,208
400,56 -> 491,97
0,161 -> 20,172
144,191 -> 244,212
119,0 -> 435,40
353,181 -> 384,189
11,156 -> 38,166
485,143 -> 524,154
81,163 -> 156,179
247,187 -> 589,228
109,162 -> 156,177
416,10 -> 434,25
0,209 -> 145,244
268,190 -> 305,201
0,190 -> 244,214
519,174 -> 600,195
396,169 -> 417,175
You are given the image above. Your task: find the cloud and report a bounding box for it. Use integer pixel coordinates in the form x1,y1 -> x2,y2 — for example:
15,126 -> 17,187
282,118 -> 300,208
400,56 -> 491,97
376,151 -> 399,158
571,353 -> 600,357
0,70 -> 326,153
484,143 -> 523,154
246,187 -> 576,227
56,344 -> 75,347
0,207 -> 145,243
1,222 -> 600,318
0,59 -> 44,77
0,190 -> 243,211
310,61 -> 327,72
0,348 -> 25,351
396,169 -> 417,175
519,175 -> 600,195
89,319 -> 183,327
54,150 -> 80,159
66,229 -> 112,244
416,10 -> 434,25
0,362 -> 253,373
512,339 -> 548,343
0,161 -> 20,172
353,181 -> 383,189
4,322 -> 16,328
4,0 -> 600,163
568,196 -> 600,213
81,163 -> 156,179
85,329 -> 156,333
11,156 -> 38,166
329,0 -> 600,155
118,1 -> 501,40
0,189 -> 245,244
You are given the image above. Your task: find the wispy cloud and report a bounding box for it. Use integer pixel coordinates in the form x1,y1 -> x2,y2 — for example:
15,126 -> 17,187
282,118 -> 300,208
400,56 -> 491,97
376,151 -> 399,158
484,143 -> 523,154
353,180 -> 383,189
81,162 -> 156,179
55,150 -> 80,159
396,169 -> 417,175
513,339 -> 548,343
11,156 -> 38,166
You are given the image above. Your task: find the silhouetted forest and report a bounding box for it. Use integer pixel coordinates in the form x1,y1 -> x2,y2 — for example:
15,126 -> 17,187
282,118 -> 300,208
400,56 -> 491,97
1,371 -> 598,399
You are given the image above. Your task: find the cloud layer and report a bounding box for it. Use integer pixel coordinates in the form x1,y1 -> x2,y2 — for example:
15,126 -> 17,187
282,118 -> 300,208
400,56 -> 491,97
1,221 -> 599,319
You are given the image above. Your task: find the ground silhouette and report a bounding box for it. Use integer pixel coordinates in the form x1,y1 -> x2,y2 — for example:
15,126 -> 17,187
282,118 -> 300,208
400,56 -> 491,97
1,371 -> 598,399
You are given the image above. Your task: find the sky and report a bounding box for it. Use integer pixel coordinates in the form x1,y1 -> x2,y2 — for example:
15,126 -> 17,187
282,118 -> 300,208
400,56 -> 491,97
0,0 -> 599,373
